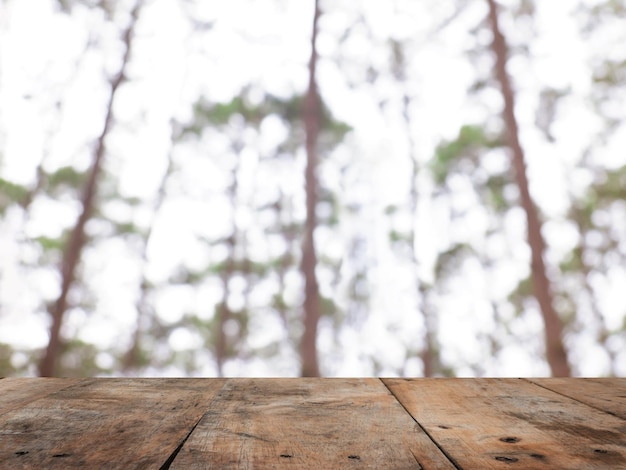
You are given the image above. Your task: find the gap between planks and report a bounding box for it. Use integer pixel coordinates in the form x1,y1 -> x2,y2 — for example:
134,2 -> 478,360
380,378 -> 463,470
522,378 -> 626,420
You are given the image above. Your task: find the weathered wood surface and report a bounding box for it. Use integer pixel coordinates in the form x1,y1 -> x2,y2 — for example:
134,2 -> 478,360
0,377 -> 86,416
170,378 -> 454,469
527,377 -> 626,419
0,378 -> 225,469
383,378 -> 626,469
0,377 -> 624,469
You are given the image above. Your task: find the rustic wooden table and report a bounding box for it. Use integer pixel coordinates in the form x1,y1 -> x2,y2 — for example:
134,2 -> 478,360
0,378 -> 624,469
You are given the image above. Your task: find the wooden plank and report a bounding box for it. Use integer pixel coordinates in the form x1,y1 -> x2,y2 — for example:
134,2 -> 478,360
0,378 -> 87,417
0,378 -> 226,469
384,378 -> 626,470
526,378 -> 626,420
169,378 -> 456,469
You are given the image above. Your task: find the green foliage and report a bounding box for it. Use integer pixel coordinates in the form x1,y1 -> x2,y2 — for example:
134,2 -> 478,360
35,235 -> 66,252
434,243 -> 474,280
46,166 -> 86,191
389,229 -> 411,243
515,0 -> 536,17
272,293 -> 288,312
589,0 -> 626,18
47,166 -> 85,187
184,91 -> 351,147
431,125 -> 504,184
198,96 -> 265,129
0,343 -> 18,375
593,59 -> 626,86
559,247 -> 583,273
484,175 -> 511,213
384,205 -> 399,215
0,177 -> 29,211
59,339 -> 111,376
507,276 -> 533,315
595,165 -> 626,199
268,92 -> 353,139
112,221 -> 141,236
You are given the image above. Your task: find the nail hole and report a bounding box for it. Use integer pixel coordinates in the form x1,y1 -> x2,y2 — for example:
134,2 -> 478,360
500,437 -> 520,443
495,456 -> 519,463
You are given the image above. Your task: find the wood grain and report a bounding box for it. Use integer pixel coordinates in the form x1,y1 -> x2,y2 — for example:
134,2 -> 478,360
169,378 -> 456,469
0,378 -> 87,417
1,378 -> 623,469
384,378 -> 626,470
526,378 -> 626,419
0,378 -> 225,469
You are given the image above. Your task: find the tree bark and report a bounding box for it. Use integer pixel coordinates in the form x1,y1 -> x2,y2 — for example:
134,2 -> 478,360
123,128 -> 176,372
401,84 -> 438,378
486,0 -> 571,377
300,0 -> 322,377
39,1 -> 142,377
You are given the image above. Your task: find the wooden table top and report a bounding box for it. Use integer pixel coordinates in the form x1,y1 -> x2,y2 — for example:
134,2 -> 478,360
0,378 -> 624,469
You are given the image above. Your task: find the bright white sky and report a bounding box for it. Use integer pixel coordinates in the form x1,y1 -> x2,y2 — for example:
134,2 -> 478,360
0,0 -> 623,376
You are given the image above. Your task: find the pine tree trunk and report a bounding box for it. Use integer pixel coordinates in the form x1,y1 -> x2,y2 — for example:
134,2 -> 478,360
486,0 -> 571,377
213,141 -> 242,376
300,0 -> 322,377
39,2 -> 142,377
123,140 -> 175,372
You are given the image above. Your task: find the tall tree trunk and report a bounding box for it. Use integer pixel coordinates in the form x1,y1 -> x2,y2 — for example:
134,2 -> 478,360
396,53 -> 439,377
123,128 -> 176,372
571,208 -> 616,376
215,237 -> 235,377
486,0 -> 571,377
300,0 -> 321,377
39,1 -> 142,377
215,138 -> 245,376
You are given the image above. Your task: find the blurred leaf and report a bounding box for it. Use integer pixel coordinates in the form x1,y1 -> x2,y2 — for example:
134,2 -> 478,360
384,205 -> 399,215
507,276 -> 533,315
47,166 -> 87,189
431,125 -> 503,184
590,0 -> 626,18
35,235 -> 66,252
59,338 -> 110,376
320,295 -> 340,318
0,343 -> 18,375
484,175 -> 511,212
560,247 -> 584,273
593,59 -> 626,86
434,243 -> 474,279
389,229 -> 411,243
0,177 -> 29,208
113,221 -> 141,235
515,0 -> 535,17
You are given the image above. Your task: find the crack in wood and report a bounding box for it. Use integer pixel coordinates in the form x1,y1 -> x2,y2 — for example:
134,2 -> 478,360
158,414 -> 204,470
234,431 -> 274,443
409,449 -> 424,469
380,379 -> 463,470
158,381 -> 230,469
522,378 -> 622,419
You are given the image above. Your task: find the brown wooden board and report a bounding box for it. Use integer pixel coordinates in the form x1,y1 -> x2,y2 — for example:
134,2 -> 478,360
0,378 -> 87,417
383,378 -> 626,470
526,378 -> 626,420
169,378 -> 456,469
0,378 -> 225,469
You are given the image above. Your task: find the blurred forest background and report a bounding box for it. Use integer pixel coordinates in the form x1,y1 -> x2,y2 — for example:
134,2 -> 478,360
0,0 -> 624,377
